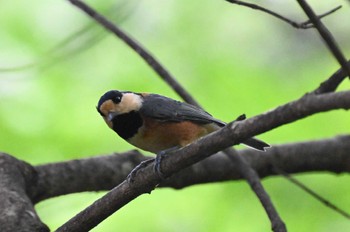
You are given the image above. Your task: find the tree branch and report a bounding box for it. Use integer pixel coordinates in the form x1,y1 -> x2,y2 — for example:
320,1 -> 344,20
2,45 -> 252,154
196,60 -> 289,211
2,135 -> 350,231
297,0 -> 350,78
224,148 -> 286,231
274,167 -> 350,219
225,0 -> 341,29
66,0 -> 200,106
313,59 -> 350,94
0,153 -> 49,232
56,90 -> 350,231
31,150 -> 146,203
26,135 -> 349,202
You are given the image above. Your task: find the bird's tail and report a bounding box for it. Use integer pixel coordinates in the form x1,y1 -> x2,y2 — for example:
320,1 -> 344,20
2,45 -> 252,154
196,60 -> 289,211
242,137 -> 270,151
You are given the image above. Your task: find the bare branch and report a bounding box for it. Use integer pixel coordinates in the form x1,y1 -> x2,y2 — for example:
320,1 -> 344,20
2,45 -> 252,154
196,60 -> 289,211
0,153 -> 49,232
224,148 -> 286,231
301,5 -> 342,27
313,59 -> 350,94
275,167 -> 350,220
225,0 -> 341,29
2,134 -> 350,231
30,136 -> 350,201
297,0 -> 350,78
67,0 -> 200,106
56,90 -> 350,232
31,150 -> 145,203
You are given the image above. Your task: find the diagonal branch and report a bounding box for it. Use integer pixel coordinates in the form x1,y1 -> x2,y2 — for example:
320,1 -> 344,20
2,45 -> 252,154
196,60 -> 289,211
274,167 -> 350,219
297,0 -> 350,78
224,148 -> 286,231
56,90 -> 350,232
67,0 -> 199,106
313,59 -> 350,94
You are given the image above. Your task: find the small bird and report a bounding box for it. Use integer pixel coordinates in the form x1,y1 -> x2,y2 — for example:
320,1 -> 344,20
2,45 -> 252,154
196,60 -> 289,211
97,90 -> 269,175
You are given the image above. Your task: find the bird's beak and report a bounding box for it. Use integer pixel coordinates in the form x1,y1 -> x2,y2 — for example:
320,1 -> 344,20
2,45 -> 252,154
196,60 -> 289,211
107,112 -> 118,121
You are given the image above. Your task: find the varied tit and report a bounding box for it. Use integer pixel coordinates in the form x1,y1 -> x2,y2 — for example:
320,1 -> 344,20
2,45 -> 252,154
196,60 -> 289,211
96,90 -> 270,155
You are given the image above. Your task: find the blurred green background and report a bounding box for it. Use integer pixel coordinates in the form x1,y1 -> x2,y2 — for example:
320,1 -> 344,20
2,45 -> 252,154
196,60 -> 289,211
1,0 -> 350,231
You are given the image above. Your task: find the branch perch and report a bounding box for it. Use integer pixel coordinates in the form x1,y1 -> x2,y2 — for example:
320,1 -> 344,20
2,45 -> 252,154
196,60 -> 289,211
56,90 -> 350,231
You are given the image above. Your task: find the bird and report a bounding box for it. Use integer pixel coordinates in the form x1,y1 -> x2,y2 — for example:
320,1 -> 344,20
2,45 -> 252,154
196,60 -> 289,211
97,90 -> 270,176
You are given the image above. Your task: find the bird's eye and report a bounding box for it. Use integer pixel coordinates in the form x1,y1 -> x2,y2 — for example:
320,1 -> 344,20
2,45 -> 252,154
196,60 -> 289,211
110,95 -> 122,104
113,96 -> 121,103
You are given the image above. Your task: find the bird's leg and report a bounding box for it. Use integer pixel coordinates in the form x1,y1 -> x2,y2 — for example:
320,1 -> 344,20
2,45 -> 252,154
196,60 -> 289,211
127,158 -> 155,182
154,146 -> 181,179
127,146 -> 181,182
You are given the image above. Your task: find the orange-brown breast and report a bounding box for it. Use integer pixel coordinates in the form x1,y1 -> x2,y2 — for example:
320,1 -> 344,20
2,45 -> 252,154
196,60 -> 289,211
127,117 -> 215,153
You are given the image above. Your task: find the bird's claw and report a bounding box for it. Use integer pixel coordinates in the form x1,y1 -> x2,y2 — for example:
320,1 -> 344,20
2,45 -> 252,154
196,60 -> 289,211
127,147 -> 178,182
127,158 -> 155,183
154,151 -> 167,179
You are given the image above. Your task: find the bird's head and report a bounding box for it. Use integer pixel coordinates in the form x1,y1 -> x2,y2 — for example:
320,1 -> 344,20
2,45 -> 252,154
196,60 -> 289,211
97,90 -> 143,125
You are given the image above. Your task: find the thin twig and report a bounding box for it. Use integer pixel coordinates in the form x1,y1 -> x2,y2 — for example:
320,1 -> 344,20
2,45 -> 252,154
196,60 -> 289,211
67,0 -> 200,106
225,0 -> 341,29
225,0 -> 348,93
297,0 -> 350,78
224,120 -> 286,231
274,167 -> 350,220
224,148 -> 286,231
301,5 -> 342,27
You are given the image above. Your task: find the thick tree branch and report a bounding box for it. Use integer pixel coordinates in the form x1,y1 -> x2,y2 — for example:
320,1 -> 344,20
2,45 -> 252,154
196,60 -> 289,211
56,90 -> 350,231
1,135 -> 350,231
0,153 -> 49,232
27,135 -> 349,202
31,150 -> 146,203
49,135 -> 350,193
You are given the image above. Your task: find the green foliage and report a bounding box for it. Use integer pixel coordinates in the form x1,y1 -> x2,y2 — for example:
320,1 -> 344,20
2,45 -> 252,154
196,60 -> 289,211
1,0 -> 349,231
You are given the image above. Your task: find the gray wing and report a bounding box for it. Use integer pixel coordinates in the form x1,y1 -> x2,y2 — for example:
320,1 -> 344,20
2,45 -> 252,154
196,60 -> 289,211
140,94 -> 226,126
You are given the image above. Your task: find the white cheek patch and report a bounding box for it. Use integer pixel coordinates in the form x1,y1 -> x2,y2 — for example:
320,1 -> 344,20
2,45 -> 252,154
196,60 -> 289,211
116,93 -> 143,113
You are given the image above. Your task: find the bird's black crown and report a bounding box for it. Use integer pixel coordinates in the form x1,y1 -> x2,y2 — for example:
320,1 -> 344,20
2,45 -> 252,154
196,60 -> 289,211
96,90 -> 123,116
98,90 -> 123,107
